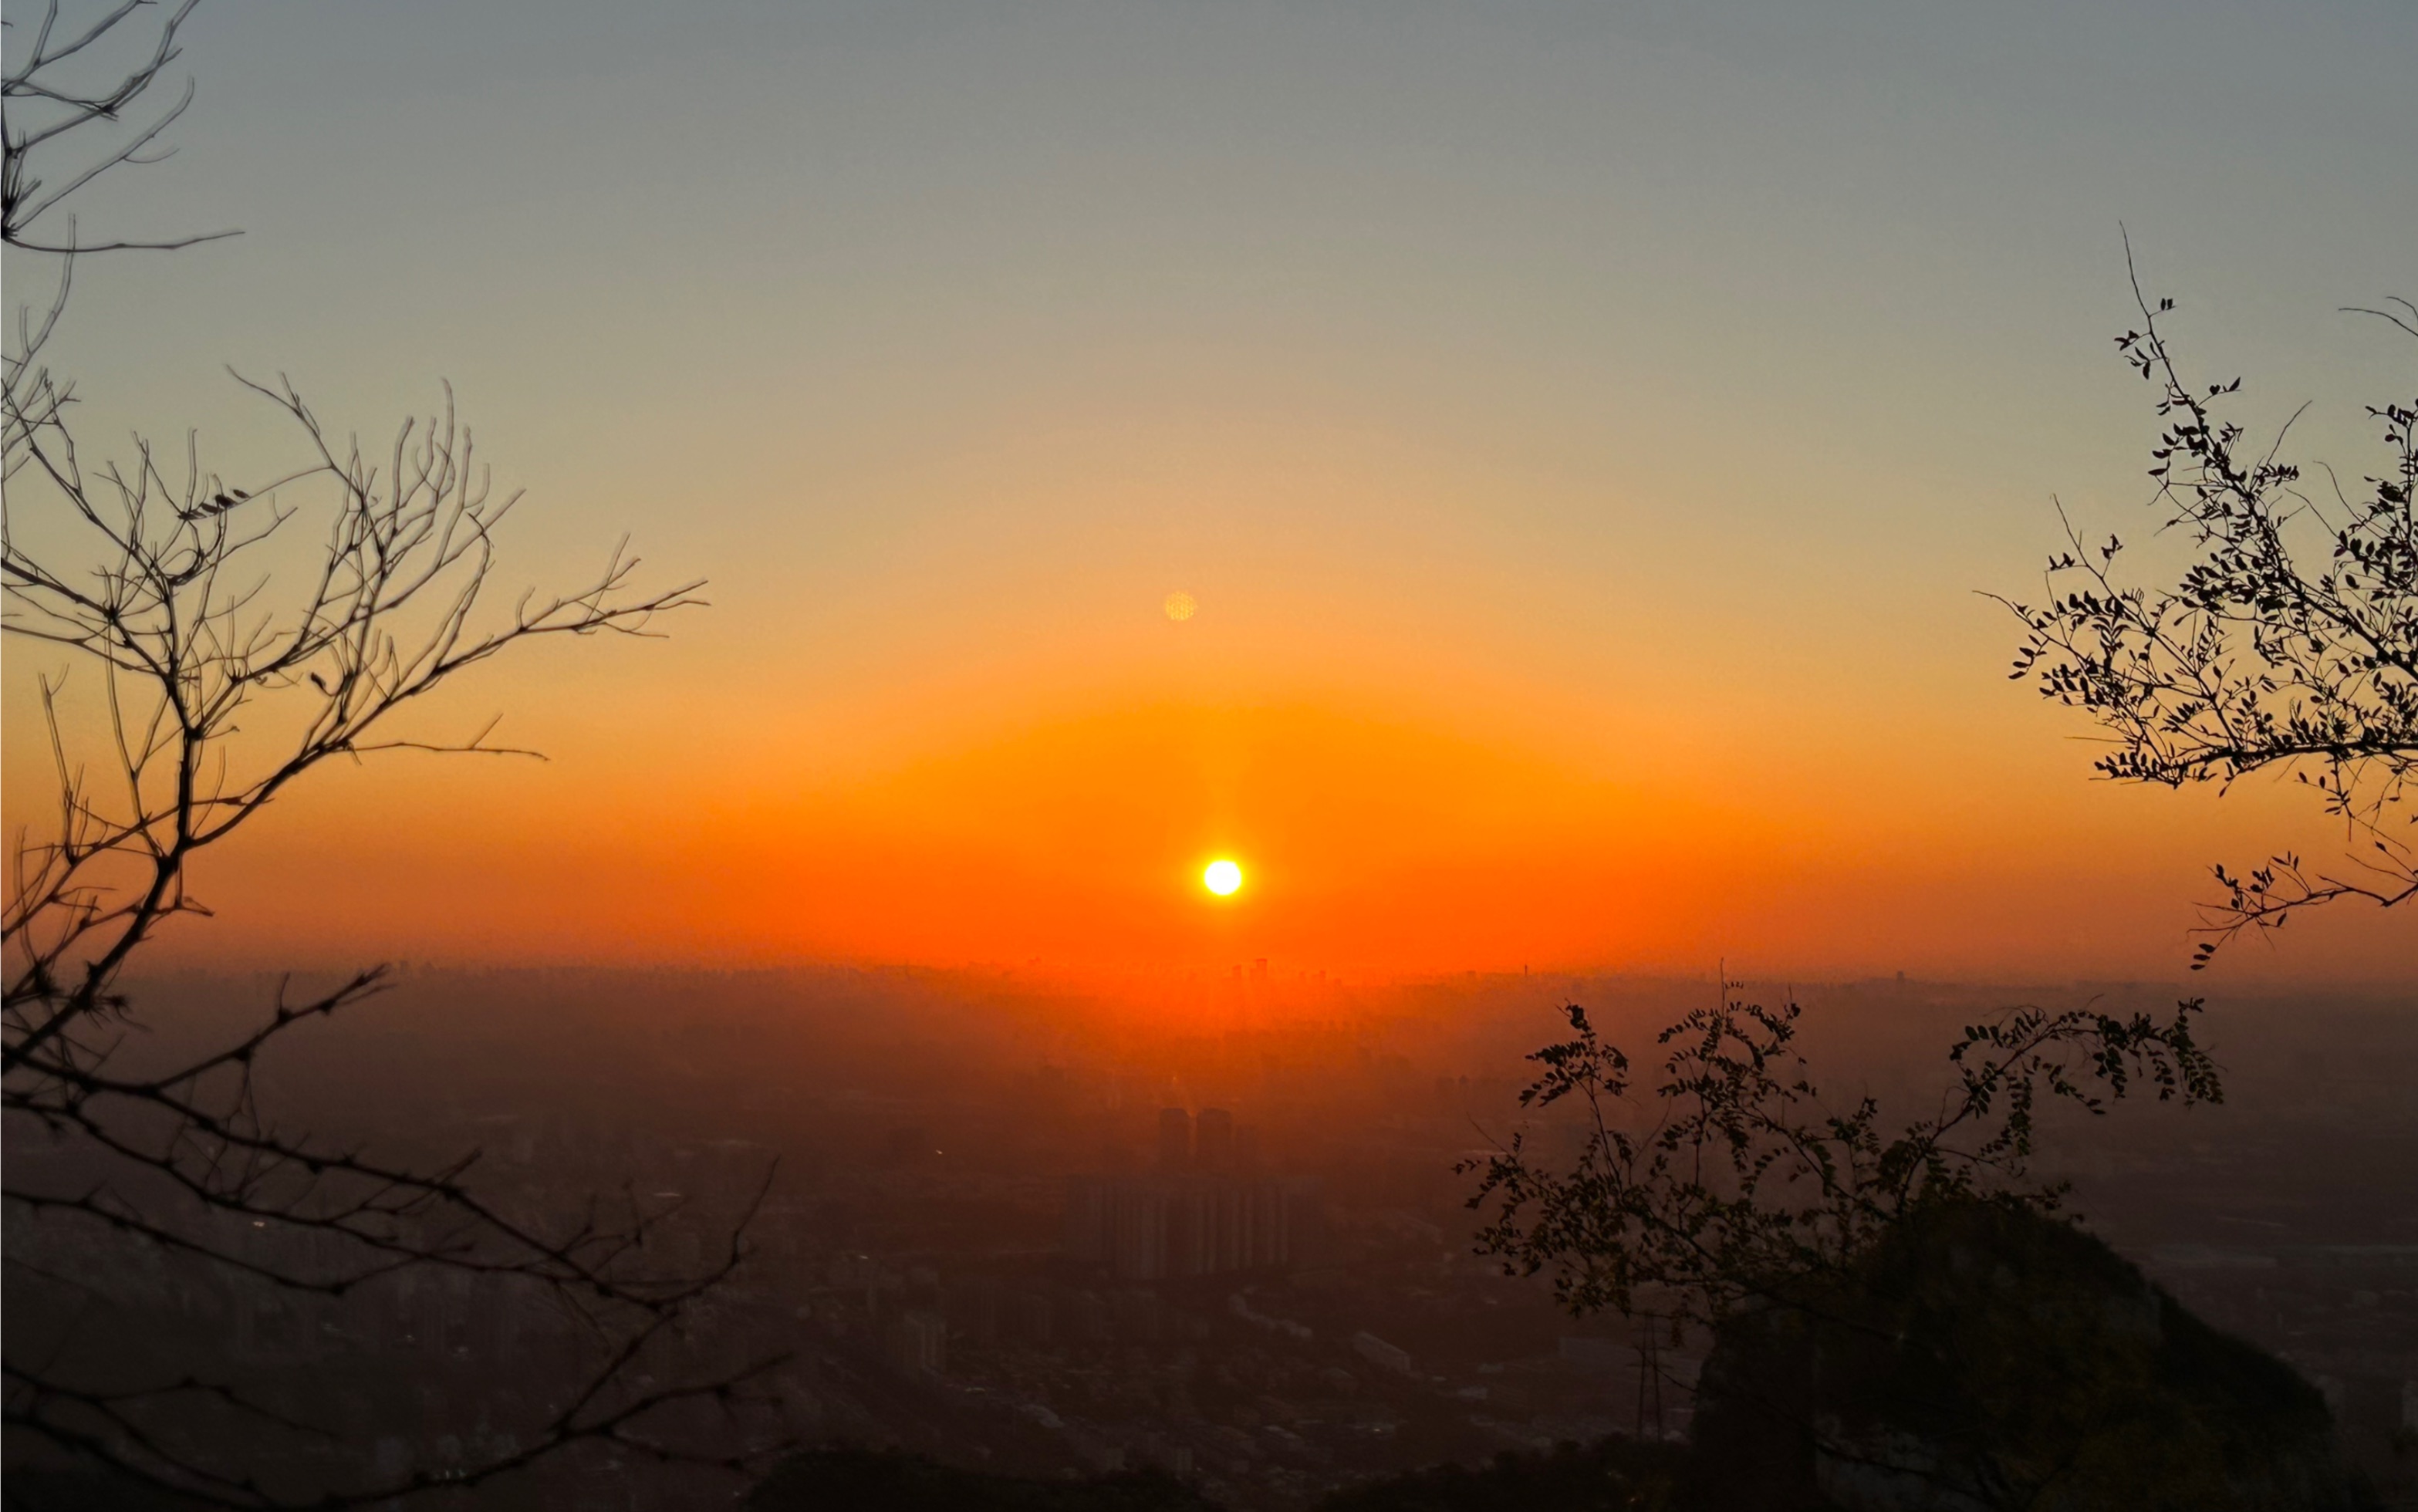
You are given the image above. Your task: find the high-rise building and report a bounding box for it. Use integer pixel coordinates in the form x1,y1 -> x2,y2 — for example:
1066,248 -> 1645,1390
1063,1176 -> 1110,1263
1059,1166 -> 1325,1281
1113,1182 -> 1170,1277
1157,1107 -> 1192,1172
1194,1108 -> 1235,1173
1234,1125 -> 1261,1172
887,1308 -> 946,1375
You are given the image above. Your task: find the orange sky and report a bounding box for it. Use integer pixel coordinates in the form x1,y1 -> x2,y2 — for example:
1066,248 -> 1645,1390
73,651 -> 2404,984
5,2 -> 2413,989
10,369 -> 2411,985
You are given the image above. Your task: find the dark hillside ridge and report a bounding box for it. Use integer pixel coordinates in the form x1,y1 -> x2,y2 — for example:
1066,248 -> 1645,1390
747,1446 -> 1214,1510
1690,1200 -> 2372,1512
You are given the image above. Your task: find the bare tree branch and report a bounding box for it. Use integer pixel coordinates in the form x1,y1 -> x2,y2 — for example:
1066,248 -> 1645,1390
2,0 -> 238,254
3,8 -> 774,1501
1997,247 -> 2418,965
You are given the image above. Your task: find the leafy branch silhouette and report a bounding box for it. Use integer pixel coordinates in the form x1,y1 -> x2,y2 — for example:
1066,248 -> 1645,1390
1997,243 -> 2417,966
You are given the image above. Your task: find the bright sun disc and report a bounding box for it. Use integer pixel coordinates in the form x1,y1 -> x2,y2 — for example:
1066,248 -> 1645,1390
1203,859 -> 1243,896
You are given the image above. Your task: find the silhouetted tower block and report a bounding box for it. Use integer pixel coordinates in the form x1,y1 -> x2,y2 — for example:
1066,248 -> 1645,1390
1195,1108 -> 1235,1173
1234,1125 -> 1262,1172
1064,1176 -> 1109,1263
1282,1177 -> 1328,1266
886,1308 -> 946,1375
1113,1185 -> 1170,1279
1157,1107 -> 1192,1173
1062,1169 -> 1322,1280
1251,958 -> 1268,985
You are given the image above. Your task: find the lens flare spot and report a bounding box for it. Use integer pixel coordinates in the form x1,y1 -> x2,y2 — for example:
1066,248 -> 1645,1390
1164,591 -> 1197,621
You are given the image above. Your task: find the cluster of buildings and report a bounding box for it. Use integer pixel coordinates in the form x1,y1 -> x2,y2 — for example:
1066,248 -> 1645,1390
1062,1107 -> 1326,1281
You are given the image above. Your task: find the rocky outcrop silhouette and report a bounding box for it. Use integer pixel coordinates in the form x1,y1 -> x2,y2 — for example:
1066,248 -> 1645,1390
1687,1200 -> 2372,1512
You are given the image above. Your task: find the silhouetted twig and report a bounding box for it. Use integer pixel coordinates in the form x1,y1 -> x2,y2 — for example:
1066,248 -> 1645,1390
3,6 -> 777,1501
1994,240 -> 2417,966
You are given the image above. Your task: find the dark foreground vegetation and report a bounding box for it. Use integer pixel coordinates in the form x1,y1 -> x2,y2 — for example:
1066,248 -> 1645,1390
750,1449 -> 1219,1510
748,1204 -> 2375,1511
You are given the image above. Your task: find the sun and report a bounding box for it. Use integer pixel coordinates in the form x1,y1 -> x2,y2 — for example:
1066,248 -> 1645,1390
1202,859 -> 1243,896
